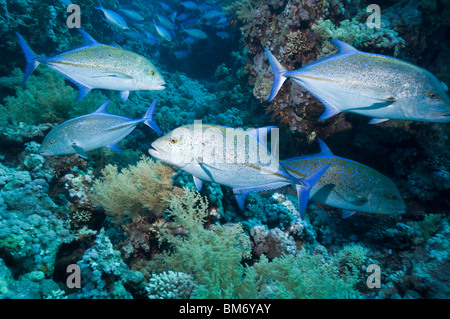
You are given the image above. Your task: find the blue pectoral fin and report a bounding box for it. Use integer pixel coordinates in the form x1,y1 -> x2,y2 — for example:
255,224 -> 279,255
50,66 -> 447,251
263,48 -> 288,102
193,176 -> 203,191
107,143 -> 123,152
143,99 -> 162,134
233,182 -> 291,210
342,210 -> 357,219
296,164 -> 331,219
16,33 -> 40,86
368,118 -> 389,125
72,144 -> 88,159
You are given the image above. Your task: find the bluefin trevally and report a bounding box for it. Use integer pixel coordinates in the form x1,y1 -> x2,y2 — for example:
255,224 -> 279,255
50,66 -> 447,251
280,139 -> 406,216
95,0 -> 129,30
17,29 -> 165,101
182,28 -> 207,40
148,123 -> 330,218
264,40 -> 450,123
40,99 -> 162,159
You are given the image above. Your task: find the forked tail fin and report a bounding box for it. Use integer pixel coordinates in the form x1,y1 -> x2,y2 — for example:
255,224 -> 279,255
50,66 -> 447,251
263,48 -> 287,102
143,99 -> 162,134
16,33 -> 40,86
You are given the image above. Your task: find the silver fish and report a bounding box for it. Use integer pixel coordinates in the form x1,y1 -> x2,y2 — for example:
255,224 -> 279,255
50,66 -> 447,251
148,123 -> 330,218
17,29 -> 165,101
182,28 -> 207,40
40,99 -> 161,158
281,139 -> 406,216
265,40 -> 450,123
95,0 -> 129,30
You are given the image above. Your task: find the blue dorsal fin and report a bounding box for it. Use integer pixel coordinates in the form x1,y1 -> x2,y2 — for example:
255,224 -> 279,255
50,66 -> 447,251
72,144 -> 88,159
247,126 -> 278,143
331,39 -> 357,54
368,118 -> 389,125
317,139 -> 333,155
77,29 -> 99,46
342,210 -> 357,219
94,100 -> 110,113
107,143 -> 123,152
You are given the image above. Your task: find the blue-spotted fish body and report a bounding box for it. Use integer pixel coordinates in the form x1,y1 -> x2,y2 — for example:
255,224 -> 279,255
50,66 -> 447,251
281,139 -> 406,216
149,124 -> 330,218
265,40 -> 450,123
40,99 -> 161,158
17,29 -> 165,101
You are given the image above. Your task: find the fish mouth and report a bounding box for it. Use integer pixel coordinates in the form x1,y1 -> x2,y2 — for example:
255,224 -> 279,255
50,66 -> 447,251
154,82 -> 166,90
148,144 -> 162,158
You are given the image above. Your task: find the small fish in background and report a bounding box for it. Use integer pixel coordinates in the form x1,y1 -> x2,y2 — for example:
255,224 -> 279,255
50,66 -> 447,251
173,50 -> 188,59
118,6 -> 144,23
264,40 -> 450,123
176,13 -> 191,21
202,10 -> 223,20
216,31 -> 230,40
198,2 -> 215,10
180,1 -> 199,10
156,13 -> 175,30
94,0 -> 129,30
281,139 -> 406,216
182,28 -> 207,40
123,30 -> 145,40
182,36 -> 195,45
40,99 -> 162,159
16,29 -> 165,101
157,1 -> 172,12
153,24 -> 172,41
149,124 -> 330,218
180,18 -> 199,27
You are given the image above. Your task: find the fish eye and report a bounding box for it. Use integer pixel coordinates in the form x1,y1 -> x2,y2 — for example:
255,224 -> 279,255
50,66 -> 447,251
425,91 -> 438,99
148,70 -> 155,76
170,137 -> 179,144
47,141 -> 55,145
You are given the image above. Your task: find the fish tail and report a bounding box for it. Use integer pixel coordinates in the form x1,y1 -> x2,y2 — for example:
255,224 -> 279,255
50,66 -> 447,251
16,32 -> 40,86
263,48 -> 288,102
143,99 -> 162,134
295,164 -> 331,219
95,0 -> 103,9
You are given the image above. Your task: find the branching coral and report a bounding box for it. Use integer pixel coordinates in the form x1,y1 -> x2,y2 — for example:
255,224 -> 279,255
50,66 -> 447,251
151,187 -> 252,298
1,68 -> 109,126
89,156 -> 182,220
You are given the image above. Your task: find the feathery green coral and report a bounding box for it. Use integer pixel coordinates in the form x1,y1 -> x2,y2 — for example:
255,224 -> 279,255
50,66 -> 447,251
151,188 -> 363,299
90,157 -> 179,220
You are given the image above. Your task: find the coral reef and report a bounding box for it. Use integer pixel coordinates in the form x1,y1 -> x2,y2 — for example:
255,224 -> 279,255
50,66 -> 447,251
89,156 -> 182,220
0,0 -> 448,300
